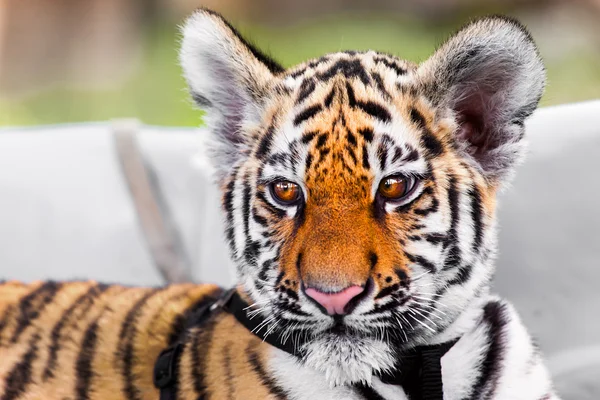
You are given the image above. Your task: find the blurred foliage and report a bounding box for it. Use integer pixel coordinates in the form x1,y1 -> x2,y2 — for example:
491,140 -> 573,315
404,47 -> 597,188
1,13 -> 599,127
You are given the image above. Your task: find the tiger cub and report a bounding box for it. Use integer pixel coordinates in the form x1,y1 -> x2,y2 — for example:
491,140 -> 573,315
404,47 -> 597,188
0,8 -> 559,400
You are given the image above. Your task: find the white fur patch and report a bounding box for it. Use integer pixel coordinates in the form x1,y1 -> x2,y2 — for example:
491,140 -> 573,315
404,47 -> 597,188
302,335 -> 396,387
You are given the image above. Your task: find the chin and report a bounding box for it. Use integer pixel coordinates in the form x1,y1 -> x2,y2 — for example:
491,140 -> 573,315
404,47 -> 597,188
301,331 -> 396,387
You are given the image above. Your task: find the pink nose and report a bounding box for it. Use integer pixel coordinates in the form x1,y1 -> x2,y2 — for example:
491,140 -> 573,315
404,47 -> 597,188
304,285 -> 365,315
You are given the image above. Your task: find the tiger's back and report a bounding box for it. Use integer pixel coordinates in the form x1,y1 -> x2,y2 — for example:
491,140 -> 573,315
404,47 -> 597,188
0,281 -> 220,400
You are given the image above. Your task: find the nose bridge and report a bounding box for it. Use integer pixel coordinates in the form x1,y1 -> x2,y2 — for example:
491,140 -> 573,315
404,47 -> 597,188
299,204 -> 373,290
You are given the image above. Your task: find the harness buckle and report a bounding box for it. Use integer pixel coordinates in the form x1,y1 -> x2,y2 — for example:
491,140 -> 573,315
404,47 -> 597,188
209,288 -> 236,312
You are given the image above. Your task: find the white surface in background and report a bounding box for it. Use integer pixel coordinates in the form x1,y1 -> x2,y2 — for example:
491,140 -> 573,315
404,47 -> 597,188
0,124 -> 160,285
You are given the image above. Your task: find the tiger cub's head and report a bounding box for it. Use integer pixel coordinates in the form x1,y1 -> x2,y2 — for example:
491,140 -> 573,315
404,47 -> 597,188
180,9 -> 545,386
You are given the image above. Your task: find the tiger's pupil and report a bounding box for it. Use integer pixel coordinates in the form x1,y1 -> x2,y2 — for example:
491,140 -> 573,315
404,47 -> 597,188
273,181 -> 300,204
379,177 -> 407,199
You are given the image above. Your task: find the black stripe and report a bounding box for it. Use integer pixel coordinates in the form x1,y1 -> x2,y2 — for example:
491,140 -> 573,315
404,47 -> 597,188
257,258 -> 277,285
252,208 -> 269,227
191,323 -> 213,398
296,78 -> 316,103
44,284 -> 107,380
391,146 -> 403,164
371,72 -> 391,100
222,343 -> 235,400
304,153 -> 314,172
405,147 -> 419,162
446,264 -> 473,287
247,342 -> 288,399
358,129 -> 374,144
316,133 -> 328,149
319,147 -> 331,160
266,152 -> 289,168
347,131 -> 357,147
117,289 -> 162,400
346,82 -> 357,106
274,271 -> 285,286
242,179 -> 252,238
11,281 -> 61,343
377,143 -> 388,171
356,101 -> 391,123
410,107 -> 426,126
445,176 -> 461,268
405,253 -> 437,273
424,232 -> 447,245
289,66 -> 307,79
75,319 -> 100,400
256,124 -> 276,159
324,86 -> 336,108
223,176 -> 237,255
346,146 -> 358,166
354,383 -> 386,400
362,145 -> 371,170
317,58 -> 371,85
300,131 -> 319,144
411,108 -> 444,157
244,240 -> 261,268
470,301 -> 509,399
421,130 -> 444,158
293,104 -> 322,126
374,56 -> 407,76
374,284 -> 399,300
1,332 -> 41,400
469,186 -> 485,253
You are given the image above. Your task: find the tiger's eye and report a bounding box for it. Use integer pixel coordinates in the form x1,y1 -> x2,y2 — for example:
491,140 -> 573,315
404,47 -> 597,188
271,181 -> 300,204
378,176 -> 408,200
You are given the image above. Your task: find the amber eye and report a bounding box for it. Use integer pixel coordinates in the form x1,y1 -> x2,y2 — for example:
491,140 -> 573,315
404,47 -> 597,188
378,175 -> 411,200
271,180 -> 301,205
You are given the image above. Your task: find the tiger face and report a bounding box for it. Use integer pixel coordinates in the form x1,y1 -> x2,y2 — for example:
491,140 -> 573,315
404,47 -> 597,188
180,9 -> 545,386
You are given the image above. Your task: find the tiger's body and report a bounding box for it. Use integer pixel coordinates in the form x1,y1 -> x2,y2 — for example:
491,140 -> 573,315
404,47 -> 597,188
1,8 -> 559,400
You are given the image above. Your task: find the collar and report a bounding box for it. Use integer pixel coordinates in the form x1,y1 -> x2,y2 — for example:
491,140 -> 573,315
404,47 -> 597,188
154,288 -> 458,400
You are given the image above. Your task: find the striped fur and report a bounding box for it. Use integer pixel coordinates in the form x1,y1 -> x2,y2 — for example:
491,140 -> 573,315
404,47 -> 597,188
1,9 -> 559,400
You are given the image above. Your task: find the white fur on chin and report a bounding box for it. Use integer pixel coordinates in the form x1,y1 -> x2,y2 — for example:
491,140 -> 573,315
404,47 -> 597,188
301,334 -> 396,388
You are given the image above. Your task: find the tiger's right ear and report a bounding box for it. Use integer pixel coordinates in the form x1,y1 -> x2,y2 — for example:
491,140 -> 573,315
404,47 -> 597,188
179,9 -> 284,176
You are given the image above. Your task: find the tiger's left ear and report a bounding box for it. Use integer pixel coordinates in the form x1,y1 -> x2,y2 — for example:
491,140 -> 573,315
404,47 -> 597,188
179,9 -> 284,178
417,16 -> 545,185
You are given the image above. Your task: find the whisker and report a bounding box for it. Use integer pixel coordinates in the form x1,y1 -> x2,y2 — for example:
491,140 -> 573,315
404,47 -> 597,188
410,306 -> 440,328
407,309 -> 436,333
393,316 -> 409,342
243,299 -> 271,310
413,304 -> 444,321
413,295 -> 450,309
252,315 -> 276,334
412,300 -> 448,317
411,271 -> 431,281
399,313 -> 414,331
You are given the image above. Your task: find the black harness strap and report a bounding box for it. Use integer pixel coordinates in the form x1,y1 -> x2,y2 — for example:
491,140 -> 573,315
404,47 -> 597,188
223,288 -> 301,356
154,288 -> 458,400
153,289 -> 226,400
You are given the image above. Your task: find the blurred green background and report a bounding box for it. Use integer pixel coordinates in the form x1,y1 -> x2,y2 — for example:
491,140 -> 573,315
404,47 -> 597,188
0,0 -> 599,127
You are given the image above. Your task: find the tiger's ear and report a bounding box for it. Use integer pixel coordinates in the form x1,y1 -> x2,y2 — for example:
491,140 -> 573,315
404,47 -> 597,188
418,16 -> 545,185
179,9 -> 284,177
